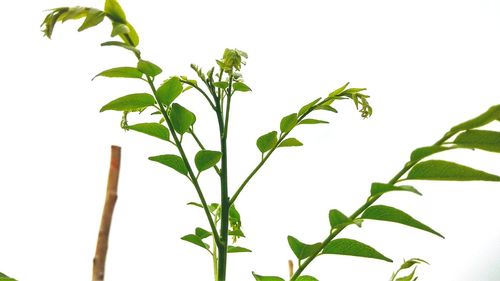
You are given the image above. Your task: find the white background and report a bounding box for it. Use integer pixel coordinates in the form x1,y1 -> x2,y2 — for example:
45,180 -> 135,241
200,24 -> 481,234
1,0 -> 499,280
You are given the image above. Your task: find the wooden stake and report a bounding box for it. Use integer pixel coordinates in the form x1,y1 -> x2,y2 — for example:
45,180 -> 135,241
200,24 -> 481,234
288,260 -> 294,279
92,146 -> 121,281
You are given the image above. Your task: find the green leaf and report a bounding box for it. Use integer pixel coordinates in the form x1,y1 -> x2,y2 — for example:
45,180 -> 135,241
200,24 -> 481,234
148,154 -> 188,176
287,236 -> 322,260
296,276 -> 319,281
233,82 -> 251,92
60,6 -> 87,22
137,59 -> 162,77
101,41 -> 141,57
195,227 -> 211,239
317,105 -> 338,113
329,209 -> 350,229
400,258 -> 429,270
280,113 -> 298,133
213,81 -> 229,89
299,119 -> 329,125
252,272 -> 285,281
104,0 -> 127,23
329,82 -> 350,98
187,202 -> 203,208
361,205 -> 444,238
100,93 -> 155,112
229,229 -> 245,237
407,160 -> 500,181
111,22 -> 129,37
322,238 -> 393,262
410,146 -> 455,162
195,150 -> 222,172
119,22 -> 140,47
157,77 -> 183,105
78,8 -> 105,32
449,104 -> 500,134
181,234 -> 209,250
279,138 -> 303,147
298,98 -> 321,116
454,130 -> 500,153
396,268 -> 417,281
228,246 -> 252,253
170,103 -> 196,135
127,123 -> 169,141
93,66 -> 143,80
342,88 -> 367,95
370,183 -> 422,197
256,131 -> 278,153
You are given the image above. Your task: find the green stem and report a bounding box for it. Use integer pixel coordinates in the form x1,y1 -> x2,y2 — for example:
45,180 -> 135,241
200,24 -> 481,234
213,235 -> 219,281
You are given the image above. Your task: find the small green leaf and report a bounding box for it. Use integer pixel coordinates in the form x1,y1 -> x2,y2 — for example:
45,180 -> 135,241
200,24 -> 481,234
296,276 -> 319,281
410,146 -> 455,162
342,88 -> 367,95
148,154 -> 188,176
396,268 -> 417,281
120,22 -> 140,47
407,160 -> 500,181
361,205 -> 444,238
329,82 -> 350,98
279,138 -> 303,147
137,59 -> 162,77
213,81 -> 229,89
187,202 -> 203,208
229,229 -> 245,237
298,98 -> 321,116
127,123 -> 169,141
78,8 -> 105,32
111,22 -> 129,37
60,6 -> 87,22
287,236 -> 322,260
322,238 -> 393,262
256,131 -> 278,153
449,104 -> 500,134
100,93 -> 155,112
104,0 -> 127,23
280,113 -> 298,133
93,66 -> 143,80
252,272 -> 285,281
233,82 -> 251,92
195,150 -> 222,172
101,41 -> 141,57
157,77 -> 183,105
181,234 -> 209,250
454,130 -> 500,153
400,258 -> 429,270
170,103 -> 196,135
329,209 -> 350,229
228,246 -> 252,253
299,119 -> 329,125
317,105 -> 338,113
195,227 -> 211,239
370,183 -> 422,197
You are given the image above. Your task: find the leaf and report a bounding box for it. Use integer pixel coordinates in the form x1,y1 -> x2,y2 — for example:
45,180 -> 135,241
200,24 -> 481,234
233,82 -> 251,92
410,146 -> 455,162
329,209 -> 350,229
322,238 -> 393,262
111,22 -> 129,37
329,82 -> 350,98
78,8 -> 105,32
396,268 -> 416,281
120,22 -> 140,46
187,202 -> 203,208
298,98 -> 321,116
256,131 -> 278,153
195,227 -> 211,239
181,234 -> 209,250
170,103 -> 196,134
317,105 -> 338,113
370,183 -> 422,197
127,123 -> 169,141
252,272 -> 285,281
148,154 -> 188,176
342,88 -> 367,95
157,77 -> 183,105
400,258 -> 429,270
407,160 -> 500,181
101,41 -> 141,57
100,93 -> 155,112
213,81 -> 228,89
228,246 -> 252,253
104,0 -> 127,23
454,130 -> 500,153
296,276 -> 319,281
279,138 -> 303,147
60,6 -> 87,22
449,104 -> 500,134
195,150 -> 222,172
299,119 -> 329,125
287,236 -> 322,260
93,66 -> 143,80
137,59 -> 162,77
280,113 -> 298,133
361,205 -> 444,238
229,229 -> 245,237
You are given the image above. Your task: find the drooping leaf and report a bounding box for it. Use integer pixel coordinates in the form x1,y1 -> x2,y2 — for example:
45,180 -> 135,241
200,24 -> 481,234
100,93 -> 155,112
454,130 -> 500,153
195,150 -> 222,172
104,0 -> 126,23
127,123 -> 169,141
298,98 -> 321,116
157,77 -> 183,105
187,202 -> 203,208
329,209 -> 350,229
322,238 -> 393,262
299,119 -> 329,125
213,81 -> 229,89
60,6 -> 87,22
252,272 -> 285,281
229,229 -> 245,237
119,22 -> 140,46
287,236 -> 322,260
181,234 -> 209,250
370,183 -> 422,197
78,8 -> 105,32
410,146 -> 455,162
449,104 -> 500,134
256,131 -> 278,153
137,59 -> 162,77
228,246 -> 252,253
279,138 -> 303,147
399,258 -> 429,270
170,103 -> 196,134
395,268 -> 417,281
280,113 -> 298,133
317,105 -> 338,113
111,22 -> 129,37
296,276 -> 319,281
233,82 -> 252,92
93,66 -> 143,80
101,41 -> 141,57
343,88 -> 367,95
195,227 -> 211,239
328,82 -> 350,98
148,154 -> 188,176
407,160 -> 500,181
361,205 -> 444,238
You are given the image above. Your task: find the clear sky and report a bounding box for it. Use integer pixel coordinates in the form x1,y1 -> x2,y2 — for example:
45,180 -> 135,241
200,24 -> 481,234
0,0 -> 499,280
